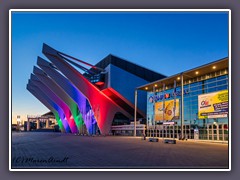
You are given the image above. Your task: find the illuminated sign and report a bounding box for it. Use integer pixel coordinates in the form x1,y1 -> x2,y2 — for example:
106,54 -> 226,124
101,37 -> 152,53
155,99 -> 180,121
163,121 -> 176,125
165,93 -> 170,99
148,89 -> 189,103
198,90 -> 228,119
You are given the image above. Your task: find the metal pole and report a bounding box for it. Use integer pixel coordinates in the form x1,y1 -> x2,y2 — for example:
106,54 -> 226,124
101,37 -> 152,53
222,124 -> 225,141
173,124 -> 175,139
162,83 -> 165,138
134,89 -> 138,137
181,73 -> 184,139
163,84 -> 165,122
153,86 -> 156,138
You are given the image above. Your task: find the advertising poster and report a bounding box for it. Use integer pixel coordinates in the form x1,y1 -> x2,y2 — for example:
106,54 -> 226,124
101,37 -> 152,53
198,90 -> 228,119
155,99 -> 179,121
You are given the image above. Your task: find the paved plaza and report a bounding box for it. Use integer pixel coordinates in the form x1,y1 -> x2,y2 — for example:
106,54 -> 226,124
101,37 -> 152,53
11,132 -> 229,169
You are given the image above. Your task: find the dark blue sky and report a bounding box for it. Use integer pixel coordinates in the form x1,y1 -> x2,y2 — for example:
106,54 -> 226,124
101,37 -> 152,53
11,11 -> 229,122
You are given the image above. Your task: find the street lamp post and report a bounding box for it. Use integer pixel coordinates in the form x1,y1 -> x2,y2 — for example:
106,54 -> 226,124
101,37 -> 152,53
134,89 -> 138,137
153,86 -> 155,138
181,73 -> 184,140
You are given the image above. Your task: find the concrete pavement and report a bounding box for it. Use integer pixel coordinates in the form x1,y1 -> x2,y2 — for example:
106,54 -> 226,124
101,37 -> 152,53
11,132 -> 229,169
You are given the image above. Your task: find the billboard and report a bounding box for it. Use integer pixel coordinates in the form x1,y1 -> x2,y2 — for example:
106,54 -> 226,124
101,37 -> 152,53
198,90 -> 228,119
155,99 -> 180,121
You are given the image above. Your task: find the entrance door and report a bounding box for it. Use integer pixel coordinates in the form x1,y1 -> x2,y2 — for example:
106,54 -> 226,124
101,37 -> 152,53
207,123 -> 228,141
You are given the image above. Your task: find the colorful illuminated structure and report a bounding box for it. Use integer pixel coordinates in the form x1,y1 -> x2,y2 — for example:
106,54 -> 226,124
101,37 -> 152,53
27,82 -> 69,132
27,44 -> 166,135
37,57 -> 96,134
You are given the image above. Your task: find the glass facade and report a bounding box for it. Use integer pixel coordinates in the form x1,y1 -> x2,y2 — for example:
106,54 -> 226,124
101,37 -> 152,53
146,69 -> 228,141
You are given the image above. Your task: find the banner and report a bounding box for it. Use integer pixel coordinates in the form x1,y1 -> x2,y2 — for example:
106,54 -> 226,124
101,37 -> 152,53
198,90 -> 228,119
155,99 -> 179,121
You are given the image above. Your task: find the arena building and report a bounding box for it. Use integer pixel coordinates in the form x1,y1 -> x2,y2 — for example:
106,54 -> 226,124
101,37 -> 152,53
27,44 -> 229,142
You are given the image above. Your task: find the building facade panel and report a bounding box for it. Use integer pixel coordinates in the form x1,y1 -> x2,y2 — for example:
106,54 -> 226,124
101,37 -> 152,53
109,64 -> 149,114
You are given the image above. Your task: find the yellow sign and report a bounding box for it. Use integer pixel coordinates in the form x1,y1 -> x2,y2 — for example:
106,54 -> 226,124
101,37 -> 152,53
198,90 -> 228,119
155,99 -> 179,121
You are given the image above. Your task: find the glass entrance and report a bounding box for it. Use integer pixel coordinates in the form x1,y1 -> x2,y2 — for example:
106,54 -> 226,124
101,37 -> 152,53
207,123 -> 228,141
